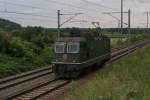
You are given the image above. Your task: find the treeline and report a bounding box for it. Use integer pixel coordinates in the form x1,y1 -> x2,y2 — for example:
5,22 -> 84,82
102,28 -> 150,34
0,18 -> 21,32
45,28 -> 150,35
61,28 -> 150,34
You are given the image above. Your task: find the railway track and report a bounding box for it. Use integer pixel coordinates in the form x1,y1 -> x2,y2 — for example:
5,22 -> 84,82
0,67 -> 53,99
111,39 -> 150,62
13,80 -> 70,100
0,39 -> 149,100
0,66 -> 52,83
0,67 -> 52,90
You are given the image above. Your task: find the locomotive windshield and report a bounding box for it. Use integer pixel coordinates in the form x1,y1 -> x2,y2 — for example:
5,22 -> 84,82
55,42 -> 66,53
67,42 -> 79,53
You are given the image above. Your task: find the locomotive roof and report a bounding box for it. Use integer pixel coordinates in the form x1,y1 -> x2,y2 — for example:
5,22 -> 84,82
57,37 -> 86,42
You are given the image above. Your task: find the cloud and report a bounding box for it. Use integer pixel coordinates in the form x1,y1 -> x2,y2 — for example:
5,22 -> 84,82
0,0 -> 149,28
82,0 -> 103,2
136,0 -> 150,3
81,0 -> 98,3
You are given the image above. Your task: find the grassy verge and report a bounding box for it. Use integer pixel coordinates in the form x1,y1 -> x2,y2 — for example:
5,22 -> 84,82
65,45 -> 150,100
111,33 -> 150,49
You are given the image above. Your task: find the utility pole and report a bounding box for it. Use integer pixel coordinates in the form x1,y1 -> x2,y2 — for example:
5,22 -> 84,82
147,12 -> 149,28
102,12 -> 128,36
118,20 -> 120,34
128,9 -> 131,36
128,9 -> 131,54
57,10 -> 60,38
121,0 -> 123,39
57,10 -> 83,38
102,12 -> 128,26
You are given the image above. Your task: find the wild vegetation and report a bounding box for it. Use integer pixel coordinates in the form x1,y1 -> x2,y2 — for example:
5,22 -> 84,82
111,33 -> 150,49
0,18 -> 57,78
0,18 -> 150,78
65,45 -> 150,100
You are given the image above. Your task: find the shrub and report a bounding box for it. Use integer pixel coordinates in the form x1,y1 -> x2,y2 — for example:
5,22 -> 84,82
0,33 -> 8,53
7,37 -> 36,58
40,46 -> 53,64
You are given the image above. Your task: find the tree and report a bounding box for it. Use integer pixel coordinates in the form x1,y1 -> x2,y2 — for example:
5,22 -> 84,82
70,27 -> 81,37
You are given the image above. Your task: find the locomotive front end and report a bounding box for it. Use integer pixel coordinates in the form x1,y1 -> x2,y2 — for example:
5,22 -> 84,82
52,37 -> 84,78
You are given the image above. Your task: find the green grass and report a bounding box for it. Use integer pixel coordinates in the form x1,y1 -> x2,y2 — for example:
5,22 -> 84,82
111,38 -> 127,48
111,33 -> 150,49
65,45 -> 150,100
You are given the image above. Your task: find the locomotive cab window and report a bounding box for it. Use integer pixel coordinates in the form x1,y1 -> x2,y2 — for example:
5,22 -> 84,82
67,42 -> 80,53
55,42 -> 66,53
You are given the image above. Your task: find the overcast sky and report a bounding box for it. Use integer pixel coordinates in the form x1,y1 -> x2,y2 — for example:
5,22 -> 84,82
0,0 -> 150,28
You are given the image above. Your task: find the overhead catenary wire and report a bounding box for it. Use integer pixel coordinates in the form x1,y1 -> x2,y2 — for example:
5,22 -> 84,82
0,0 -> 57,13
0,0 -> 108,25
0,0 -> 141,28
0,1 -> 88,18
60,13 -> 83,27
0,10 -> 56,19
44,0 -> 118,23
44,0 -> 104,13
0,1 -> 65,16
79,0 -> 118,10
0,1 -> 44,10
0,1 -> 101,21
0,9 -> 104,28
0,16 -> 57,22
0,1 -> 85,14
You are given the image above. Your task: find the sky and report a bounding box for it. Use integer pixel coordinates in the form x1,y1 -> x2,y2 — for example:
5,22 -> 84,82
0,0 -> 150,28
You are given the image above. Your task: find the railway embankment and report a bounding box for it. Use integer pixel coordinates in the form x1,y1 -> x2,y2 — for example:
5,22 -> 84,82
65,45 -> 150,100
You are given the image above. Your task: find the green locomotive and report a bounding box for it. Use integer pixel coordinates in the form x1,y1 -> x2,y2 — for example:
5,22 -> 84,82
52,33 -> 111,78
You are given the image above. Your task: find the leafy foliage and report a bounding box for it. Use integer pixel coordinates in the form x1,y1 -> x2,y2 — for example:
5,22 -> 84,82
0,34 -> 50,77
7,37 -> 36,57
0,33 -> 8,53
40,47 -> 53,64
0,19 -> 56,78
